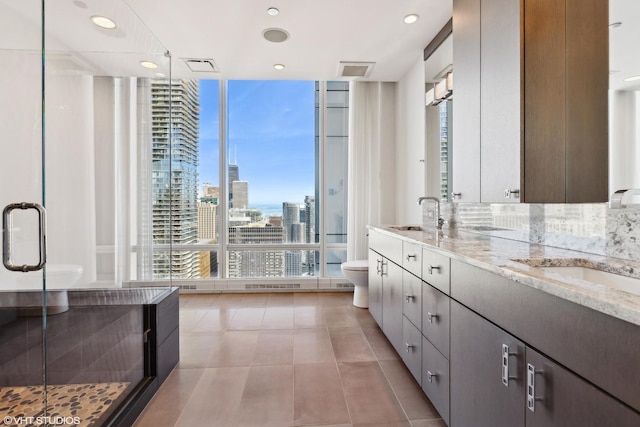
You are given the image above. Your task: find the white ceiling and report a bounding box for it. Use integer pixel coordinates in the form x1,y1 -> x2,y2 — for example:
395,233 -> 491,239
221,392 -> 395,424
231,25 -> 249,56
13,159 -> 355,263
124,0 -> 453,81
2,0 -> 638,88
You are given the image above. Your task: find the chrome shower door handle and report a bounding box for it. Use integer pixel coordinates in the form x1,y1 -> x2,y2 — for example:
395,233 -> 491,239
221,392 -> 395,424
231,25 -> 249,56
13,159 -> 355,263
3,202 -> 47,272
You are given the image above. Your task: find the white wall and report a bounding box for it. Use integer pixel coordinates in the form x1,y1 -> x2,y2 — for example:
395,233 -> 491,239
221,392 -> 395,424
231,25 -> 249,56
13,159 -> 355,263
395,54 -> 427,224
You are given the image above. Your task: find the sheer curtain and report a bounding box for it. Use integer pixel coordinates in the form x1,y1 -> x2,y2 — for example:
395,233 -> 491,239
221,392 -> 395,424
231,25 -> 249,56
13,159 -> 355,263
346,81 -> 397,261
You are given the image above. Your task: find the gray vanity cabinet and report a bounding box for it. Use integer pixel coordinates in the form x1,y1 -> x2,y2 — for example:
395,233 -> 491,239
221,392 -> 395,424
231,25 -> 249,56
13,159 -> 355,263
402,315 -> 422,384
450,300 -> 526,427
369,229 -> 404,349
367,247 -> 403,354
421,284 -> 450,359
367,249 -> 384,326
382,260 -> 404,354
402,270 -> 422,329
525,347 -> 640,427
422,336 -> 450,425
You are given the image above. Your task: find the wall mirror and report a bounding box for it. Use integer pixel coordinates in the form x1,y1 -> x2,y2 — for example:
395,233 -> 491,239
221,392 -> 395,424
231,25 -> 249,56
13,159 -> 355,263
609,0 -> 640,196
424,30 -> 452,202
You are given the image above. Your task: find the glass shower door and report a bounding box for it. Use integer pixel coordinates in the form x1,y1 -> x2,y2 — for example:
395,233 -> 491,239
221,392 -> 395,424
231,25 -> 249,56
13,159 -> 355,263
0,0 -> 49,423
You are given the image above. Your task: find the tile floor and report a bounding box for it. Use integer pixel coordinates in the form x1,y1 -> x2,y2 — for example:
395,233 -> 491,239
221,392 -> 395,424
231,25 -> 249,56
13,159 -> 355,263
133,292 -> 447,427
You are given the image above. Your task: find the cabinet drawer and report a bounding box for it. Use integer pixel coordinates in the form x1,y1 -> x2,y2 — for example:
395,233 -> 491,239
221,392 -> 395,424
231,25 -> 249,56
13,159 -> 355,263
369,229 -> 403,265
402,270 -> 422,329
402,241 -> 422,276
422,249 -> 450,294
402,316 -> 422,385
422,283 -> 450,359
422,336 -> 450,425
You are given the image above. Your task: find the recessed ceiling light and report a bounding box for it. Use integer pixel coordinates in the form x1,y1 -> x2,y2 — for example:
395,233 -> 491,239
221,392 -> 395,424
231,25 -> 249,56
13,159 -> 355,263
140,61 -> 158,69
404,14 -> 419,24
155,72 -> 166,78
267,7 -> 279,16
609,22 -> 622,29
91,15 -> 116,29
274,64 -> 285,70
624,75 -> 640,82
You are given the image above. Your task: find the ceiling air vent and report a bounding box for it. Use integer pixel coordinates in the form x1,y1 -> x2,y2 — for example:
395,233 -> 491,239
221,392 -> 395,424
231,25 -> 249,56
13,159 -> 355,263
182,58 -> 219,73
337,61 -> 375,78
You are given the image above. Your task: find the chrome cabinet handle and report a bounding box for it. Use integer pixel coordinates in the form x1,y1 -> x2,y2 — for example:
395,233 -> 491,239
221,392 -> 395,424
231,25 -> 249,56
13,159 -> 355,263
405,294 -> 415,303
3,202 -> 47,272
406,254 -> 417,261
451,192 -> 461,199
426,312 -> 438,323
527,363 -> 544,412
501,344 -> 518,387
405,343 -> 415,353
376,259 -> 381,275
427,264 -> 440,274
380,260 -> 388,277
426,370 -> 437,383
504,188 -> 520,199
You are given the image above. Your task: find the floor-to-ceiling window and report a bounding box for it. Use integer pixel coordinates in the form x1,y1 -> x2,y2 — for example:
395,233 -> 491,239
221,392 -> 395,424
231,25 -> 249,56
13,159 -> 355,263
147,79 -> 348,288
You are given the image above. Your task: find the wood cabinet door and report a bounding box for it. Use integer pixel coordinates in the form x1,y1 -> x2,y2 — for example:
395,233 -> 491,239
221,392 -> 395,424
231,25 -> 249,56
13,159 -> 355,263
450,300 -> 525,427
525,347 -> 640,427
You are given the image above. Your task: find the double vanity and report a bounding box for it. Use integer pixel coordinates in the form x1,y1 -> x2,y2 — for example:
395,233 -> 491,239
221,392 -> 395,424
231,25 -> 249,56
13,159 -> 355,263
368,225 -> 640,426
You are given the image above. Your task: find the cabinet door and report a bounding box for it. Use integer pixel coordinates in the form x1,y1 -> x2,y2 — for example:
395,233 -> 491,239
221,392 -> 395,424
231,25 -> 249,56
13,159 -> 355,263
382,260 -> 404,354
451,0 -> 481,202
421,284 -> 450,359
402,316 -> 422,384
525,347 -> 640,427
402,270 -> 422,329
480,0 -> 521,203
368,249 -> 383,327
450,300 -> 525,427
422,336 -> 450,425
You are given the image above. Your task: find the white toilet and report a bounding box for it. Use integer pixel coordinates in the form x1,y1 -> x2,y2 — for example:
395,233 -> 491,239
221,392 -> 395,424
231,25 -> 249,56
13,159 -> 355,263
16,264 -> 84,290
341,260 -> 369,308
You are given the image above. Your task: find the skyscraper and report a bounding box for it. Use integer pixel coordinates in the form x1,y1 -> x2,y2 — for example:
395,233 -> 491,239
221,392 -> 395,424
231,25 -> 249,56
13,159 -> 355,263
282,202 -> 300,243
304,196 -> 316,275
228,224 -> 285,277
197,201 -> 218,241
231,181 -> 249,209
229,163 -> 239,208
151,79 -> 200,279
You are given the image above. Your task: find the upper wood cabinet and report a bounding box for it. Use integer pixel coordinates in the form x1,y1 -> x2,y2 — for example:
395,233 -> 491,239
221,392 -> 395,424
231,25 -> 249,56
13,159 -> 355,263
452,0 -> 608,203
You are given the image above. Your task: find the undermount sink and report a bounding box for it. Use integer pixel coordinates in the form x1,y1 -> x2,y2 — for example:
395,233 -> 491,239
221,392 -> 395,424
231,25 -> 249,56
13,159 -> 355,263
540,266 -> 640,297
389,225 -> 424,231
511,258 -> 640,297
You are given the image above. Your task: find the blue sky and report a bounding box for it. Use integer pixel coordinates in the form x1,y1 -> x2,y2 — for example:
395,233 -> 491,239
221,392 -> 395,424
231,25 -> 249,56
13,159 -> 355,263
198,80 -> 316,205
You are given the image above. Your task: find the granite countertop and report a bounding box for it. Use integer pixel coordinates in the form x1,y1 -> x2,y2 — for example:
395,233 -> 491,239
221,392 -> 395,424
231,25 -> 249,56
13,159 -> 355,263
369,225 -> 640,327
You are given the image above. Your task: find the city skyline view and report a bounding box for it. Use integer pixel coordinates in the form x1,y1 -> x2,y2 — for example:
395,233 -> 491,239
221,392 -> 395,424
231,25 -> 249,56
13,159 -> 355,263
198,80 -> 316,206
151,79 -> 348,279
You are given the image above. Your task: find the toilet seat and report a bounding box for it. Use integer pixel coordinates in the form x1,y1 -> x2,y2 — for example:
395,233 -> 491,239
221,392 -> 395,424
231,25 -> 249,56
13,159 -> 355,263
341,260 -> 369,271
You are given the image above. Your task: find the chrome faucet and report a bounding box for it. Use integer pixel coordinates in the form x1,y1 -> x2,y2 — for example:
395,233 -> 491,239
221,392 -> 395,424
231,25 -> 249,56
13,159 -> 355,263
609,189 -> 640,208
418,196 -> 444,229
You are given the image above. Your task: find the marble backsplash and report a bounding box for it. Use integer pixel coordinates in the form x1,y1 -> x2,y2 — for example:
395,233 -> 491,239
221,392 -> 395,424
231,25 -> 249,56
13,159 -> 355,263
422,202 -> 640,263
